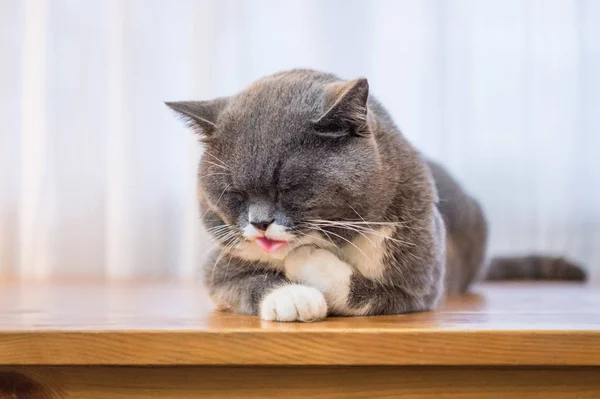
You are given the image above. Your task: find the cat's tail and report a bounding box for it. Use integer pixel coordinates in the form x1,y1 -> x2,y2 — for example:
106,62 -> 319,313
485,255 -> 588,282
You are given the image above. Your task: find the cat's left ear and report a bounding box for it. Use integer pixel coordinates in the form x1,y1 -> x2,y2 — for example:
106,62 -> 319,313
165,97 -> 229,138
312,78 -> 370,137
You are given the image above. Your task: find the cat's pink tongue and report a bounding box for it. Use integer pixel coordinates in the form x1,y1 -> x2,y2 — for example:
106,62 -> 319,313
255,237 -> 287,253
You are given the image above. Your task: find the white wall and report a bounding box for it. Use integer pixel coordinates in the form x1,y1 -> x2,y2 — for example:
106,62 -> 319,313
1,0 -> 598,278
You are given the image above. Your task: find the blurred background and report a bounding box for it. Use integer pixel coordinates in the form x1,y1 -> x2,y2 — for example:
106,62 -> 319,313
0,0 -> 598,279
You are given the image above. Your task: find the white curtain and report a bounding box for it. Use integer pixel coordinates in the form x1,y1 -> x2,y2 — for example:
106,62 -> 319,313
1,0 -> 599,278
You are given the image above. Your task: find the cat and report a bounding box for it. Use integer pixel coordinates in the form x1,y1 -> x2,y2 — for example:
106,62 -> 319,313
167,69 -> 587,322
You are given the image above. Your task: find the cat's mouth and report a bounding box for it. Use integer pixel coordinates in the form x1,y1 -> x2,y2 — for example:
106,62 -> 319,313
254,237 -> 288,253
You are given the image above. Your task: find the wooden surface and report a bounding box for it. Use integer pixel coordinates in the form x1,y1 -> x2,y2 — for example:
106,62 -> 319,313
1,366 -> 600,399
0,281 -> 599,366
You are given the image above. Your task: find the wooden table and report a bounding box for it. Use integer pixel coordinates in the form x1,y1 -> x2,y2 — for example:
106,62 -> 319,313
0,281 -> 599,398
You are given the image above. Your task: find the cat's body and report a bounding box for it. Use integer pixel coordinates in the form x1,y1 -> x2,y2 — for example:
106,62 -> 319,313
168,69 -> 586,322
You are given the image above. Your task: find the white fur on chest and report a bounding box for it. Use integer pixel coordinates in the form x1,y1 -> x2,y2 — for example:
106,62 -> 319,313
339,226 -> 394,281
284,246 -> 357,314
283,227 -> 394,316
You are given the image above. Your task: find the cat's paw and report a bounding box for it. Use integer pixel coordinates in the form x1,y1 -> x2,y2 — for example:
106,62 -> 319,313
259,284 -> 327,322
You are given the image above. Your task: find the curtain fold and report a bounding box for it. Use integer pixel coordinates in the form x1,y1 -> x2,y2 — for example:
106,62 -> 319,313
1,0 -> 598,278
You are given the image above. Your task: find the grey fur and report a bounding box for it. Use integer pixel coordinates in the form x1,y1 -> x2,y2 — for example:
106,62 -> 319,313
167,69 -> 587,318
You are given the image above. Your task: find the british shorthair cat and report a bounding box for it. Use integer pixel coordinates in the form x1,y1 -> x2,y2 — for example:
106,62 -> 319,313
167,69 -> 586,322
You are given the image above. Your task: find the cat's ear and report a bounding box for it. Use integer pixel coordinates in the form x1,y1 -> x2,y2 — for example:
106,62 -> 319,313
312,78 -> 370,137
165,97 -> 229,138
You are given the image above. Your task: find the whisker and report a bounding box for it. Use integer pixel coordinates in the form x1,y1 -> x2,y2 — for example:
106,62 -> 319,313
206,225 -> 233,238
209,229 -> 230,238
201,182 -> 232,220
200,172 -> 230,179
219,231 -> 241,245
211,231 -> 236,244
304,222 -> 375,246
348,204 -> 368,224
306,220 -> 416,247
210,235 -> 241,280
203,151 -> 230,169
207,224 -> 240,245
205,224 -> 230,233
291,229 -> 334,249
203,160 -> 229,171
309,219 -> 411,227
224,250 -> 234,279
307,224 -> 371,262
202,237 -> 231,256
345,224 -> 416,247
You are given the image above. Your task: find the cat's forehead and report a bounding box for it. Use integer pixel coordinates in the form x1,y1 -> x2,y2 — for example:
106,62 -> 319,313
206,71 -> 360,175
227,77 -> 324,122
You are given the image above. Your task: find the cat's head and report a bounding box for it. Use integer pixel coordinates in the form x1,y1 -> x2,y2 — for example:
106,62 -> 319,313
167,70 -> 386,261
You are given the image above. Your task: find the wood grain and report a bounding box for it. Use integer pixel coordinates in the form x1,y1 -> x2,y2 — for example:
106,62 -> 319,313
1,366 -> 599,399
0,281 -> 599,366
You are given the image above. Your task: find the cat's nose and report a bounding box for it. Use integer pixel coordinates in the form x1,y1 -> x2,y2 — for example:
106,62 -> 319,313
250,219 -> 274,232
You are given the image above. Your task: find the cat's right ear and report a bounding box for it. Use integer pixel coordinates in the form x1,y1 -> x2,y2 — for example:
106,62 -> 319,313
165,97 -> 229,138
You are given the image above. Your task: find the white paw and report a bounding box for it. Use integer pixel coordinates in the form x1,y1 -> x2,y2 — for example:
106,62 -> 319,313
259,284 -> 327,322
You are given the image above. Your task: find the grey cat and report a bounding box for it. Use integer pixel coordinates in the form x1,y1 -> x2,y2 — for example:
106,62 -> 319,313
167,69 -> 586,322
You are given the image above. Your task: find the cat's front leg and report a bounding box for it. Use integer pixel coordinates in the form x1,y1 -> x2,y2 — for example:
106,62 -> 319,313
205,252 -> 327,322
284,246 -> 371,315
284,246 -> 438,316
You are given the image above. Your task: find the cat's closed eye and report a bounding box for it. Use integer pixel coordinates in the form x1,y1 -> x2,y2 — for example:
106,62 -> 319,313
224,190 -> 246,208
278,182 -> 303,195
277,178 -> 314,204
